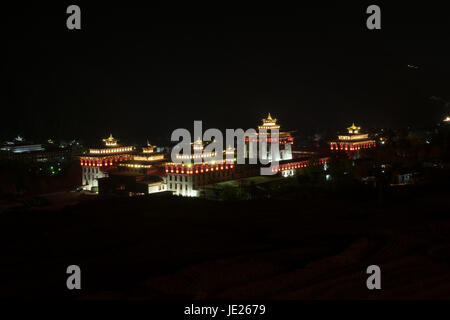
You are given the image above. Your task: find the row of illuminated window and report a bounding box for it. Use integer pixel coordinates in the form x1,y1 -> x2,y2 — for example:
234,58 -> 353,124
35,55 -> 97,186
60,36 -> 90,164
168,183 -> 190,191
89,147 -> 133,154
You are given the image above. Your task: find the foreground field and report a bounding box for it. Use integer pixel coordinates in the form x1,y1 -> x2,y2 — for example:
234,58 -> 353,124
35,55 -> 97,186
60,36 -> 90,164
1,188 -> 450,299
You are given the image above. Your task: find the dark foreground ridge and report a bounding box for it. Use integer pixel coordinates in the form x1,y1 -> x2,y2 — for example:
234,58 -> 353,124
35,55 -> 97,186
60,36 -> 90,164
1,184 -> 450,299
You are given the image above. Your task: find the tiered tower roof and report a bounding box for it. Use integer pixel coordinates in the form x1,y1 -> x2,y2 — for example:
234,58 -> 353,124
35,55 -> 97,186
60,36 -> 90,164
258,113 -> 281,130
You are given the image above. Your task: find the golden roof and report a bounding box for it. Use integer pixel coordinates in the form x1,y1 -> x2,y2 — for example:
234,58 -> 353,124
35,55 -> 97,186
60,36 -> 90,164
194,137 -> 203,144
263,112 -> 276,123
347,123 -> 361,131
104,134 -> 116,142
103,133 -> 118,146
259,113 -> 281,130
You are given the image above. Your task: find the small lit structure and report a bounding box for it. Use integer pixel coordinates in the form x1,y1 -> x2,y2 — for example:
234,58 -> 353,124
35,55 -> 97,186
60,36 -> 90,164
271,157 -> 330,177
330,123 -> 376,159
443,116 -> 450,123
80,134 -> 134,192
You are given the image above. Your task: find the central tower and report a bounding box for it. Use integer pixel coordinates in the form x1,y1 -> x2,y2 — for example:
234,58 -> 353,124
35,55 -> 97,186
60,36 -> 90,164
245,113 -> 294,162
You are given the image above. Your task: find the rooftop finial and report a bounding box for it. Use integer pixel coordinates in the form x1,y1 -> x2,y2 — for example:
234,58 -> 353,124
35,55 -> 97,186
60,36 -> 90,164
347,123 -> 361,133
103,133 -> 118,146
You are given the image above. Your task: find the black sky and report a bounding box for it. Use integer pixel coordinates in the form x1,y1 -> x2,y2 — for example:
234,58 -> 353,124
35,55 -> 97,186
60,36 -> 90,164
4,1 -> 450,145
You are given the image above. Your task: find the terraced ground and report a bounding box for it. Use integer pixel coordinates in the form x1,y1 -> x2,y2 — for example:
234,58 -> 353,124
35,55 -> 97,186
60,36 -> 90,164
1,189 -> 450,299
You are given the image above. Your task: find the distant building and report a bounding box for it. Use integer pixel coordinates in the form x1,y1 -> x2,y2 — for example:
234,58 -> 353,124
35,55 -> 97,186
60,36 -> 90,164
0,135 -> 71,163
330,123 -> 376,159
79,134 -> 134,192
270,157 -> 330,177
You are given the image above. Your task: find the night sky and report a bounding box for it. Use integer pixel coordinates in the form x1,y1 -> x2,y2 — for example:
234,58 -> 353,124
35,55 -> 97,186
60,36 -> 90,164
4,2 -> 450,145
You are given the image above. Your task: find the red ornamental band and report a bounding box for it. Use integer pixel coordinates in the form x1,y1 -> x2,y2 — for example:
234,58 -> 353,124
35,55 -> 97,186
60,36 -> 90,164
244,137 -> 294,144
79,155 -> 133,167
271,157 -> 330,173
330,142 -> 376,151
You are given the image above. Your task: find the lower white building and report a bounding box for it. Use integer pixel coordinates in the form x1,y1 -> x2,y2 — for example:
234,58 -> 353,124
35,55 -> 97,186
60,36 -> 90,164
82,166 -> 108,191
